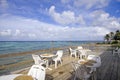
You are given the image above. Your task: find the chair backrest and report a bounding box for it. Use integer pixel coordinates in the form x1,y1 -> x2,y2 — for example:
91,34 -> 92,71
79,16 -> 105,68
56,50 -> 63,58
71,62 -> 89,79
76,65 -> 89,79
87,55 -> 101,63
77,46 -> 83,49
69,48 -> 72,52
69,48 -> 76,54
32,54 -> 42,65
78,49 -> 86,54
71,62 -> 80,71
28,65 -> 45,80
115,47 -> 119,50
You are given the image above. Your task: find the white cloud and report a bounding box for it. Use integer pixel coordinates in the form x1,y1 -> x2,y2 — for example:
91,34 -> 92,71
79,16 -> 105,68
28,33 -> 36,38
0,0 -> 119,41
93,27 -> 110,36
74,0 -> 110,9
89,10 -> 120,30
48,5 -> 120,32
49,6 -> 74,25
14,29 -> 21,36
61,0 -> 110,9
110,21 -> 119,27
0,14 -> 119,41
0,29 -> 11,36
49,6 -> 85,25
76,15 -> 85,24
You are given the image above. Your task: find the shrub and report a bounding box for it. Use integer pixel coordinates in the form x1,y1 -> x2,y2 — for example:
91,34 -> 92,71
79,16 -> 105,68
111,40 -> 119,44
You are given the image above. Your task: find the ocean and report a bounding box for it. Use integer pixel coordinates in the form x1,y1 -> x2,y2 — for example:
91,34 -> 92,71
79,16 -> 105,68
0,41 -> 100,55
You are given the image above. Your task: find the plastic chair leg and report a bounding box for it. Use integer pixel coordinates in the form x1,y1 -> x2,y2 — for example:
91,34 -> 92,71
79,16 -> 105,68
55,61 -> 57,68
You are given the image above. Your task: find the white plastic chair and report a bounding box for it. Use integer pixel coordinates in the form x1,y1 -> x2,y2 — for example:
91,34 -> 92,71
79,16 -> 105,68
52,50 -> 63,68
78,50 -> 87,59
87,55 -> 101,80
113,48 -> 120,57
69,48 -> 77,58
32,54 -> 48,68
71,62 -> 92,80
28,65 -> 46,80
87,55 -> 101,71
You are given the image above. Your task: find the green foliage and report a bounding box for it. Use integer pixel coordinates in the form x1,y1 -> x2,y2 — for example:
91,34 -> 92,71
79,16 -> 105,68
111,40 -> 118,44
114,32 -> 120,40
104,30 -> 120,44
104,34 -> 110,41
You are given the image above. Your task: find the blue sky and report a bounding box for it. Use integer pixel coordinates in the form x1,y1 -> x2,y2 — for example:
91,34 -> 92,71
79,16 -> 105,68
0,0 -> 120,41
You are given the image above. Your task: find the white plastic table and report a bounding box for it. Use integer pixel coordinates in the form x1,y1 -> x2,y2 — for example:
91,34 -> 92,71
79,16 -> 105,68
40,53 -> 56,70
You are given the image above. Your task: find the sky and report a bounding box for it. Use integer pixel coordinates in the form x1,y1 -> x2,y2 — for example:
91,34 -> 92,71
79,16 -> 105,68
0,0 -> 120,41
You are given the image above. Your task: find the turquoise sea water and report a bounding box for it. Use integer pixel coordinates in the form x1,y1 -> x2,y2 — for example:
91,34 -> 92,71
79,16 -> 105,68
0,41 -> 101,54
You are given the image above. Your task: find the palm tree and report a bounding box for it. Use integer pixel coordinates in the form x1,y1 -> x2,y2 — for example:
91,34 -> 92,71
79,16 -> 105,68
114,30 -> 120,40
109,32 -> 114,43
110,32 -> 114,39
104,30 -> 120,44
116,30 -> 120,33
104,34 -> 110,43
